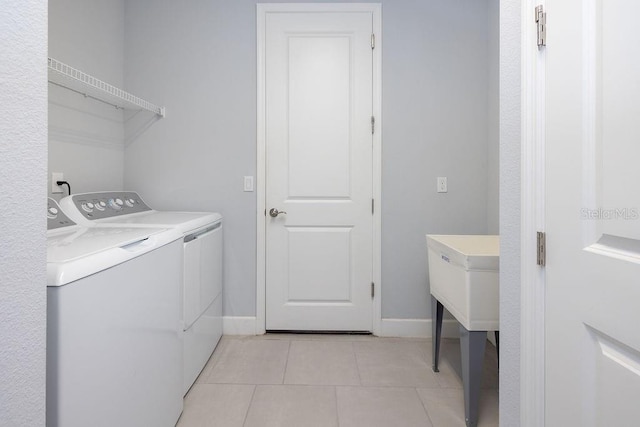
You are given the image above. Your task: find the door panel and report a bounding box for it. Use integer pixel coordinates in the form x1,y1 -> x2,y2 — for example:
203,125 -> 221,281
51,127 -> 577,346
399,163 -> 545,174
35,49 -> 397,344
546,0 -> 640,424
289,36 -> 351,198
287,227 -> 353,302
598,0 -> 640,241
591,329 -> 640,425
265,10 -> 373,331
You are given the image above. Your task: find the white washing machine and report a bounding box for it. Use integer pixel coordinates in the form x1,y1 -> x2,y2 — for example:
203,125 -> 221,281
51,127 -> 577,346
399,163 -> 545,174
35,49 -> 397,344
60,191 -> 223,395
46,198 -> 184,427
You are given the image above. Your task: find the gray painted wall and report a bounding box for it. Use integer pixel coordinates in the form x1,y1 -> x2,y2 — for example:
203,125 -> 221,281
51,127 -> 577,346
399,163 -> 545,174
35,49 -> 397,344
48,0 -> 125,200
487,0 -> 500,235
500,0 -> 522,424
381,0 -> 493,319
123,0 -> 260,318
123,0 -> 498,320
0,1 -> 48,424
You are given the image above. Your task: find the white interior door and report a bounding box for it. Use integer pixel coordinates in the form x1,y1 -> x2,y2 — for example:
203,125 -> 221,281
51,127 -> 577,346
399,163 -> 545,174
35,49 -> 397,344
545,0 -> 640,424
264,8 -> 374,331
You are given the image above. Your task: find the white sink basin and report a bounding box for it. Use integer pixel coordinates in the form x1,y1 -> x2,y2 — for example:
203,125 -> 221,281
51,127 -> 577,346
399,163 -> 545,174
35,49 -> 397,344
426,235 -> 499,331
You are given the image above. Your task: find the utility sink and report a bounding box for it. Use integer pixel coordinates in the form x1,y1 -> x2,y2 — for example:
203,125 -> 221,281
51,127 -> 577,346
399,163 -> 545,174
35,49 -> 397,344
426,235 -> 500,331
427,234 -> 499,427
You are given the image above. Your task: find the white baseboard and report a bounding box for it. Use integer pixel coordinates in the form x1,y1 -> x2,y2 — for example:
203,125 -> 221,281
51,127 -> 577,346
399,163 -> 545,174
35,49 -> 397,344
222,316 -> 483,340
378,318 -> 460,338
223,316 -> 257,335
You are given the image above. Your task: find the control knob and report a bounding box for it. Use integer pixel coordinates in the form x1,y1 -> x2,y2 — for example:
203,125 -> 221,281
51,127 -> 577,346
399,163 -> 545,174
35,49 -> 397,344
81,202 -> 94,213
94,201 -> 106,211
108,198 -> 123,210
47,207 -> 58,219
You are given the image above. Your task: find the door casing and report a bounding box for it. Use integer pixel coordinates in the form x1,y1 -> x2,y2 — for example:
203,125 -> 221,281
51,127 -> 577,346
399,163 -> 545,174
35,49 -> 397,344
256,3 -> 382,335
520,0 -> 546,425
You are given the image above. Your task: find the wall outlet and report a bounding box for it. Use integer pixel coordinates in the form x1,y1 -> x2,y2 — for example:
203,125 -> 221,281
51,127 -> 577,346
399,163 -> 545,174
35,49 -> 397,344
437,177 -> 448,193
243,176 -> 254,192
52,172 -> 64,194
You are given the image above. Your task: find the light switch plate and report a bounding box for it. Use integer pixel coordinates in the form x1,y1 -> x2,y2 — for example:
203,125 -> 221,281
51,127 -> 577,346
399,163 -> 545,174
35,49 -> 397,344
244,176 -> 254,192
437,177 -> 448,193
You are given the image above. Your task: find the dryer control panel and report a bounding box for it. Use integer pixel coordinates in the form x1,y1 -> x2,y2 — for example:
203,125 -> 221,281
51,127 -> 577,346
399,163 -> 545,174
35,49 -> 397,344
67,191 -> 152,221
48,198 -> 76,230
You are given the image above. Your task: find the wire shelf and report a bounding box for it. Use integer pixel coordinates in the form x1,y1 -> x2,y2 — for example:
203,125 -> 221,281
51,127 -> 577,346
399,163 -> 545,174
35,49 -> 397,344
48,57 -> 165,117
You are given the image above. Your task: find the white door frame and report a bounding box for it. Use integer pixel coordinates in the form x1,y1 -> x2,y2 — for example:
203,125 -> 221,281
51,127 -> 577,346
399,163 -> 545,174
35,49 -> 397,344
520,1 -> 546,425
256,3 -> 382,335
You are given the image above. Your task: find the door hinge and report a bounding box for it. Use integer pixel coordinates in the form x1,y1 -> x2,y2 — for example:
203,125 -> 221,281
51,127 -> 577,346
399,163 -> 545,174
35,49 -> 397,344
371,33 -> 375,49
371,282 -> 375,298
371,198 -> 374,215
537,231 -> 546,266
371,116 -> 375,134
535,5 -> 546,48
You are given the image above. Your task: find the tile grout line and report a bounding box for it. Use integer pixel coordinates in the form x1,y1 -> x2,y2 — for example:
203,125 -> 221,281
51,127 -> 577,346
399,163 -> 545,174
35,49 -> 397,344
333,385 -> 340,427
241,384 -> 258,427
414,387 -> 437,427
351,340 -> 364,386
202,337 -> 229,382
212,337 -> 240,382
281,338 -> 292,385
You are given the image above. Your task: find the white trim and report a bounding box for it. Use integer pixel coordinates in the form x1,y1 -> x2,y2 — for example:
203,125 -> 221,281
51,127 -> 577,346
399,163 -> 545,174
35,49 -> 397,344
223,316 -> 258,336
520,1 -> 546,425
371,1 -> 383,338
256,3 -> 267,335
222,316 -> 464,339
256,3 -> 383,335
257,2 -> 383,13
379,318 -> 460,339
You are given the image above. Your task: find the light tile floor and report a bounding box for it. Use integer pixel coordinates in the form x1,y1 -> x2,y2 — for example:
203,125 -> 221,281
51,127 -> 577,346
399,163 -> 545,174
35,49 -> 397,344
176,334 -> 498,427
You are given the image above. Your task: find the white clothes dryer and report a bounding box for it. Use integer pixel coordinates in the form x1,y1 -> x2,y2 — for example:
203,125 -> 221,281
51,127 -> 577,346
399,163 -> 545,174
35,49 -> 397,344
46,198 -> 184,427
60,191 -> 223,395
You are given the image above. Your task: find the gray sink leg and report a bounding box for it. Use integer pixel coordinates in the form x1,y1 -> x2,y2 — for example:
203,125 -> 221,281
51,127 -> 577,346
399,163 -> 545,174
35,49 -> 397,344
494,331 -> 499,369
431,296 -> 444,372
459,325 -> 486,427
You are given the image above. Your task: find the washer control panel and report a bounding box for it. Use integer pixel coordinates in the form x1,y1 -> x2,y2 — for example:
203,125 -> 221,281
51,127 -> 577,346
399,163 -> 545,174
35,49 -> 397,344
48,198 -> 76,230
69,191 -> 151,220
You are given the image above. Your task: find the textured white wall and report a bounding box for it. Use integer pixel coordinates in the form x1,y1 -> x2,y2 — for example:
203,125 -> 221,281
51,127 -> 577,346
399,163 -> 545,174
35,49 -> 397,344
48,0 -> 125,199
123,0 -> 498,319
0,1 -> 48,425
500,0 -> 522,424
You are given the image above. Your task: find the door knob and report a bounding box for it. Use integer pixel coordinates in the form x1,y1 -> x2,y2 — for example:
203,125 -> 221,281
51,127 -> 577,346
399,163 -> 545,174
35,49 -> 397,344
269,208 -> 287,218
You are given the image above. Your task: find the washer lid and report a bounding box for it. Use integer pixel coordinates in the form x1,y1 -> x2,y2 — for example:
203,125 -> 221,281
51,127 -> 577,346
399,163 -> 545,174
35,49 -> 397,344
94,211 -> 222,234
47,226 -> 169,263
47,226 -> 182,287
